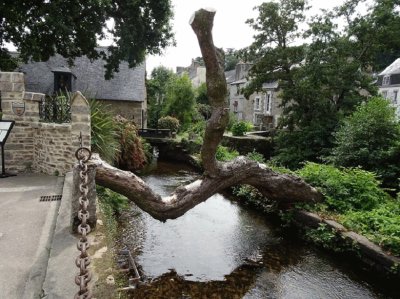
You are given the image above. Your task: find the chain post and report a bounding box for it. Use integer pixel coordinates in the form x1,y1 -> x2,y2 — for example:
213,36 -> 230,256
74,133 -> 92,299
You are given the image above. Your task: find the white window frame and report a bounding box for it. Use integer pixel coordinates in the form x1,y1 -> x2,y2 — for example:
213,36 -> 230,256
265,91 -> 272,114
383,75 -> 390,86
254,96 -> 261,111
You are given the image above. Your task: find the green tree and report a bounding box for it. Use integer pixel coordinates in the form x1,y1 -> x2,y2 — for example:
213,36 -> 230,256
146,66 -> 175,127
328,97 -> 400,191
240,0 -> 308,98
224,48 -> 239,71
0,0 -> 174,77
241,0 -> 383,168
162,74 -> 196,130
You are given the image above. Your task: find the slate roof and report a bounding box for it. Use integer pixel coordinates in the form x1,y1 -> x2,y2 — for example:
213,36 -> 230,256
379,58 -> 400,76
17,49 -> 146,102
224,69 -> 236,84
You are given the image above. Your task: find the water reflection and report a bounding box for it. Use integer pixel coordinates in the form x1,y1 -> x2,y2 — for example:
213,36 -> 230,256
119,161 -> 392,298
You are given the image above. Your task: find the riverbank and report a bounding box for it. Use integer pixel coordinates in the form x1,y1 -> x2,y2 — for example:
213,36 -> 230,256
104,161 -> 397,298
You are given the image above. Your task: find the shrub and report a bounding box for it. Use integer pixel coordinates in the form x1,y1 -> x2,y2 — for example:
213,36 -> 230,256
215,145 -> 239,161
246,150 -> 266,163
97,185 -> 129,215
90,100 -> 119,162
227,112 -> 238,132
158,116 -> 180,132
115,116 -> 147,171
328,97 -> 400,191
297,162 -> 388,213
342,201 -> 400,255
187,119 -> 206,137
232,121 -> 252,136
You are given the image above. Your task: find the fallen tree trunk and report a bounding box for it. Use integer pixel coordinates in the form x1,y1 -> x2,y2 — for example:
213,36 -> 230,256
94,154 -> 322,221
94,8 -> 323,221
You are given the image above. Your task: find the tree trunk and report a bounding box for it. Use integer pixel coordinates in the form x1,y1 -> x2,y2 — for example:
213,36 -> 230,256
94,8 -> 323,221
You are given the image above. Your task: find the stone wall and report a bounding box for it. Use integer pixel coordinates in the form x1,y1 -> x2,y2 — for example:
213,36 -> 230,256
0,72 -> 90,175
97,99 -> 146,128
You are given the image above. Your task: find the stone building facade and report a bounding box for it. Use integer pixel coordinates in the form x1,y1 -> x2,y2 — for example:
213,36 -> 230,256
228,62 -> 282,129
0,72 -> 90,175
16,48 -> 147,128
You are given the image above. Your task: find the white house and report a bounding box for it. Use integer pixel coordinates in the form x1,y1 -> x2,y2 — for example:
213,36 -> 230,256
377,58 -> 400,118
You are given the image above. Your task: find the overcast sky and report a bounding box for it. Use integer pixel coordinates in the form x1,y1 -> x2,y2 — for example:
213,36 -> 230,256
145,0 -> 355,75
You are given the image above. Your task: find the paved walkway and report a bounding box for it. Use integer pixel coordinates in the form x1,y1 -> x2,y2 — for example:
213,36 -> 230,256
0,174 -> 64,299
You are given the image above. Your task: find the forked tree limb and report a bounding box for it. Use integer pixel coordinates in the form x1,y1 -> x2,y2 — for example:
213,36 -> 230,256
93,154 -> 322,221
94,8 -> 323,221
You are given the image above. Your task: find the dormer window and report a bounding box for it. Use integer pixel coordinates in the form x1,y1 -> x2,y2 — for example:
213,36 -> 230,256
383,75 -> 390,86
52,67 -> 75,93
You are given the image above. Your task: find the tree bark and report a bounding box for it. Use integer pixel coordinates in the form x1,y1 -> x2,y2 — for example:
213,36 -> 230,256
94,8 -> 323,222
94,154 -> 322,221
190,8 -> 229,177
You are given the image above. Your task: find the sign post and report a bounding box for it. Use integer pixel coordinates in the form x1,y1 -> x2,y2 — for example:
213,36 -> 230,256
0,120 -> 15,178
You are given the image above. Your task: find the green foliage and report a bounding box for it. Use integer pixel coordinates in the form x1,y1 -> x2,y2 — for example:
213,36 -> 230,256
1,1 -> 174,78
328,97 -> 400,191
146,66 -> 175,127
227,112 -> 238,132
232,184 -> 276,213
215,146 -> 239,162
186,119 -> 206,138
162,74 -> 196,130
305,224 -> 339,250
158,116 -> 180,132
342,201 -> 400,255
196,103 -> 212,120
246,150 -> 266,163
114,116 -> 147,171
297,163 -> 388,213
195,83 -> 209,105
90,100 -> 119,162
231,121 -> 252,136
97,185 -> 129,216
224,48 -> 240,71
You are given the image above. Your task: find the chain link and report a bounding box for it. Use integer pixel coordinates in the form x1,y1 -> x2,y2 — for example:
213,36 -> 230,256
75,136 -> 92,299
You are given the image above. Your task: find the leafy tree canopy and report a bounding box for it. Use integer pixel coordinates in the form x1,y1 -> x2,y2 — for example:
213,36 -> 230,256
240,0 -> 400,167
328,97 -> 400,191
162,74 -> 196,130
146,66 -> 175,127
0,0 -> 174,78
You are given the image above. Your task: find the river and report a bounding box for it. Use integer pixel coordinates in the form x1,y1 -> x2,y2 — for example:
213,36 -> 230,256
119,161 -> 396,298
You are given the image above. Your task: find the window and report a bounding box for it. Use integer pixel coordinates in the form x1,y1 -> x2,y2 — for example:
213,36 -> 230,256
235,84 -> 240,95
54,72 -> 72,92
383,75 -> 390,86
393,90 -> 398,105
233,100 -> 238,112
254,96 -> 261,111
265,91 -> 272,113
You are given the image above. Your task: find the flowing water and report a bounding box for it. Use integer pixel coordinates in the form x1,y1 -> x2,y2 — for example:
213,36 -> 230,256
119,161 -> 397,299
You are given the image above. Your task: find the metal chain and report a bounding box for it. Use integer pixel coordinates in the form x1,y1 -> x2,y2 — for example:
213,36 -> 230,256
75,133 -> 92,299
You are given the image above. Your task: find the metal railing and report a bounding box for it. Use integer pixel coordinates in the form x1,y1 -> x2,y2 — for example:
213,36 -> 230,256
39,94 -> 71,123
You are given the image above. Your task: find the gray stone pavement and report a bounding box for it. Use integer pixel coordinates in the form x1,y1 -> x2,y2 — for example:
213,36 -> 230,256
0,174 -> 65,299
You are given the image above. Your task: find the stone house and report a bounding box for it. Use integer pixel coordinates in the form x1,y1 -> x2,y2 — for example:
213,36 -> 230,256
377,58 -> 400,118
176,59 -> 206,87
16,48 -> 147,127
228,62 -> 282,129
